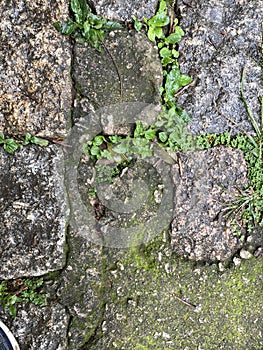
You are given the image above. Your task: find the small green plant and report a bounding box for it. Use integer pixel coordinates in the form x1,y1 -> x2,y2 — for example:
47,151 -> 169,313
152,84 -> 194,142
84,129 -> 153,162
133,0 -> 192,107
54,0 -> 122,49
0,132 -> 49,154
83,113 -> 192,166
0,277 -> 47,317
23,133 -> 49,147
83,0 -> 193,163
0,133 -> 21,153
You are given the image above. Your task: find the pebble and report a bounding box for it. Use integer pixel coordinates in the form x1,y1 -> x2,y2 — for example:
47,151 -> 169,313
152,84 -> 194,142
239,249 -> 253,260
233,257 -> 242,266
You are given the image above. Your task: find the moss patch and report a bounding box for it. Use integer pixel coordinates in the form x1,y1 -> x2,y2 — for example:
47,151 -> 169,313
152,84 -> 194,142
89,234 -> 263,349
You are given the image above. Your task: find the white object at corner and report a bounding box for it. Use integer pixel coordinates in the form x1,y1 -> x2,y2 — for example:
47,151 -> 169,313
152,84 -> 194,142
0,320 -> 20,350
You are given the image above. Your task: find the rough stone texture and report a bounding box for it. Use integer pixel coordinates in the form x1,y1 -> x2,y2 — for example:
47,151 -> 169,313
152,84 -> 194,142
0,0 -> 72,137
0,146 -> 68,279
73,30 -> 163,122
92,0 -> 159,21
177,0 -> 263,135
171,146 -> 248,261
0,303 -> 69,350
0,1 -> 262,349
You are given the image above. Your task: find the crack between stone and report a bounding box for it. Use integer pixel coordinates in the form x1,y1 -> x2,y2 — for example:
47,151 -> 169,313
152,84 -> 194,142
77,250 -> 109,349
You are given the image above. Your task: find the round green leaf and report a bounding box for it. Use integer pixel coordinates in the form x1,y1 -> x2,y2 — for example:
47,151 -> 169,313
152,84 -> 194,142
159,132 -> 168,143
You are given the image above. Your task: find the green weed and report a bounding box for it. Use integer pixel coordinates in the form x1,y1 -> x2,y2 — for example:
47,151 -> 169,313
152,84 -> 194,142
0,277 -> 47,317
54,0 -> 122,49
84,0 -> 192,163
133,0 -> 192,107
0,132 -> 49,154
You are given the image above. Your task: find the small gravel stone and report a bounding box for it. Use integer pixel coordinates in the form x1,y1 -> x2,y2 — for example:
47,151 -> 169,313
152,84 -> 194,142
233,257 -> 242,266
239,249 -> 253,260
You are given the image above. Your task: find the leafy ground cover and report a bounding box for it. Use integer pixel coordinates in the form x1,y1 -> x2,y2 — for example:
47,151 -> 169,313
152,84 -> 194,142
0,278 -> 46,317
0,132 -> 49,154
54,0 -> 121,49
78,0 -> 263,237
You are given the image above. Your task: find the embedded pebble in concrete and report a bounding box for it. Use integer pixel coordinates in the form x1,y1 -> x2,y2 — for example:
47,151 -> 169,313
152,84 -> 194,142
177,0 -> 263,135
0,0 -> 72,137
92,0 -> 159,21
171,146 -> 248,261
0,146 -> 68,279
72,30 -> 163,122
239,249 -> 253,260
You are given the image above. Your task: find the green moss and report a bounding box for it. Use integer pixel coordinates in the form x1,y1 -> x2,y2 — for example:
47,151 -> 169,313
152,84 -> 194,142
91,234 -> 263,349
124,234 -> 165,272
192,259 -> 263,348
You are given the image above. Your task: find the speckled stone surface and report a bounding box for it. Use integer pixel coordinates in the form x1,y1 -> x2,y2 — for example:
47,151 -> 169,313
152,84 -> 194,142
1,303 -> 69,350
171,146 -> 248,261
177,0 -> 263,135
0,146 -> 68,279
0,0 -> 72,137
0,1 -> 262,349
92,0 -> 159,21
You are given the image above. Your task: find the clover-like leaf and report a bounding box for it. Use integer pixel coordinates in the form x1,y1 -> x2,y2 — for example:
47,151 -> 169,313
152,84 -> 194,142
147,12 -> 170,28
159,131 -> 168,143
164,67 -> 192,102
145,128 -> 157,140
164,27 -> 184,44
104,21 -> 122,31
158,0 -> 167,13
93,135 -> 104,146
132,15 -> 144,32
147,26 -> 165,42
71,0 -> 84,23
23,132 -> 32,145
3,139 -> 21,154
112,141 -> 130,154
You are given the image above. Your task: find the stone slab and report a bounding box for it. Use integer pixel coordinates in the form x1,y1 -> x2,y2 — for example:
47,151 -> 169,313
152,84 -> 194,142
92,0 -> 159,21
171,146 -> 248,261
177,0 -> 263,135
0,303 -> 69,350
0,146 -> 68,279
73,29 -> 163,122
0,0 -> 72,137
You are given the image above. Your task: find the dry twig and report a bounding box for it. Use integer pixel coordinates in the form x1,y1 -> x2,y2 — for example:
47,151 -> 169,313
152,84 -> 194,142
172,293 -> 196,308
